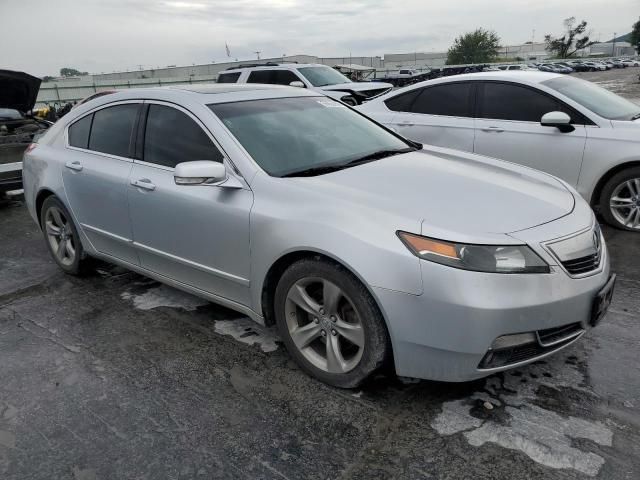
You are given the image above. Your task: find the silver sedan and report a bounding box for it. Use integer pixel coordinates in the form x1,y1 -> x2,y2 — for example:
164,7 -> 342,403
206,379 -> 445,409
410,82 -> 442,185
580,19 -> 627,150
23,84 -> 614,388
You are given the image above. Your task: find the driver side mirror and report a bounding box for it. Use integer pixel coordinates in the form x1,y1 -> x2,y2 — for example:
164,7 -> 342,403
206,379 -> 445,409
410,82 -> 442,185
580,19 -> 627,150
289,81 -> 305,88
174,161 -> 227,185
541,111 -> 575,133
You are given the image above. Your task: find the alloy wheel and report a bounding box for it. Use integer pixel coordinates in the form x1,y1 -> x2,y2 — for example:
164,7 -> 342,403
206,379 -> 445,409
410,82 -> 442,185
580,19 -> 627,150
284,277 -> 365,374
44,206 -> 77,266
609,178 -> 640,230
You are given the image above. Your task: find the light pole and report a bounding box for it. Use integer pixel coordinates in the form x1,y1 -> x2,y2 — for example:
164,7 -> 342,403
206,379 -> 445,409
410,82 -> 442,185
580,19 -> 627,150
612,33 -> 616,57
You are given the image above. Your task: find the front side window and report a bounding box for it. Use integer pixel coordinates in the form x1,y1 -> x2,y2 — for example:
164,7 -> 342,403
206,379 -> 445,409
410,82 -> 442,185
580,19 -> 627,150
543,76 -> 640,120
247,70 -> 273,84
143,104 -> 223,168
297,66 -> 351,87
411,83 -> 473,117
88,104 -> 139,157
217,72 -> 241,84
68,114 -> 93,149
209,97 -> 410,177
479,83 -> 561,122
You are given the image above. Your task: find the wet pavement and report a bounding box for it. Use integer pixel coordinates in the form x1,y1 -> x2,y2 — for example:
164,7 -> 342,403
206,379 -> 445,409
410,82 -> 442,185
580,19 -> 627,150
0,196 -> 638,480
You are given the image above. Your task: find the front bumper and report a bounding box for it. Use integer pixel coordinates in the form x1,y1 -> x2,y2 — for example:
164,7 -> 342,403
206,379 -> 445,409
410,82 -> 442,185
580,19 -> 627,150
374,240 -> 610,382
0,162 -> 23,193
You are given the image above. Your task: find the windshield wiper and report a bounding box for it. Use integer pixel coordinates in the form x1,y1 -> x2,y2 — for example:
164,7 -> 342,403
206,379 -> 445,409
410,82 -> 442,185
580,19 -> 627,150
281,147 -> 416,178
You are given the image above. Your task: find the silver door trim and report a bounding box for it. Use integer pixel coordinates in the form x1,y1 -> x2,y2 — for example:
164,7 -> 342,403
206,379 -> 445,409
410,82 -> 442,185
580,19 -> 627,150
81,223 -> 133,243
91,249 -> 262,324
132,241 -> 250,286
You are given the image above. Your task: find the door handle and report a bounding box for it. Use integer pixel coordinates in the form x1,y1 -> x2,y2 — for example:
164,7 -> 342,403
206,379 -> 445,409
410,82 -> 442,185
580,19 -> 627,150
65,161 -> 83,172
131,178 -> 156,191
481,126 -> 504,133
398,121 -> 415,127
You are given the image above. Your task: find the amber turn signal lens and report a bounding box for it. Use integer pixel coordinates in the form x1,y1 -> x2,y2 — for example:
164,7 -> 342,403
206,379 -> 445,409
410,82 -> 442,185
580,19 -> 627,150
398,232 -> 460,259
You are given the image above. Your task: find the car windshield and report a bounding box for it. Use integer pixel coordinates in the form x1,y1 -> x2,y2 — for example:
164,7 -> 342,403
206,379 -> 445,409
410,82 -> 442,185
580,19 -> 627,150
209,96 -> 411,177
0,108 -> 24,120
297,66 -> 352,87
543,76 -> 640,120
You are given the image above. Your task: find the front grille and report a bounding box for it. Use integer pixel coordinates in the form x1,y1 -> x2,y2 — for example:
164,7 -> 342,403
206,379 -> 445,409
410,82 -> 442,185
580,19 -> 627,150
561,252 -> 601,275
537,322 -> 583,346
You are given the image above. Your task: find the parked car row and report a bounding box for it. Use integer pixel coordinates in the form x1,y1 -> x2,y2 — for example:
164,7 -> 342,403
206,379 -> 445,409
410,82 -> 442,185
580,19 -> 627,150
22,72 -> 617,388
531,58 -> 640,73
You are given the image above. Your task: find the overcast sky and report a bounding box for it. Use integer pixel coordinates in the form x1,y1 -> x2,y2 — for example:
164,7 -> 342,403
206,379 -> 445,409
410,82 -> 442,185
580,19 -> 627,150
3,0 -> 638,76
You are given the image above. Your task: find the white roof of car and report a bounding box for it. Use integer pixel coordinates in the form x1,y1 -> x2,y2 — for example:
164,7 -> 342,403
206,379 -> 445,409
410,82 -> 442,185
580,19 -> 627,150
222,63 -> 328,72
432,71 -> 563,84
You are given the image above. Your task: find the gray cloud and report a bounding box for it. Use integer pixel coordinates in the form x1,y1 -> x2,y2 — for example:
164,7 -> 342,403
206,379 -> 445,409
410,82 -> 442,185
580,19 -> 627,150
2,0 -> 637,76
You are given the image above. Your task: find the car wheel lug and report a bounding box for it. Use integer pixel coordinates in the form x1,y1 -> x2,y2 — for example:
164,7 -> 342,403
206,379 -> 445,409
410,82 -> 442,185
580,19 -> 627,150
331,329 -> 337,336
319,308 -> 325,315
314,318 -> 319,324
321,330 -> 326,337
330,315 -> 336,322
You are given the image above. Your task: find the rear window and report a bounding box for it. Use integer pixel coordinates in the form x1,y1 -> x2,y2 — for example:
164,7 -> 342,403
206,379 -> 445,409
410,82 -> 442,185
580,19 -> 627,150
217,72 -> 241,84
68,114 -> 93,149
88,104 -> 139,157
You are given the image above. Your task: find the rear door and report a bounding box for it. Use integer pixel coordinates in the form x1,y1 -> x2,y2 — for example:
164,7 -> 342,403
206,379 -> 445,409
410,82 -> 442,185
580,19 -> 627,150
127,102 -> 253,305
384,82 -> 476,151
62,102 -> 141,264
473,81 -> 587,186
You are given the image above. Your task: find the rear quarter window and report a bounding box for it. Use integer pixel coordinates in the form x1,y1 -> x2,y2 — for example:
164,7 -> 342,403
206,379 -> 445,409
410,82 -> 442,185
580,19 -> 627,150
217,72 -> 241,84
68,114 -> 93,149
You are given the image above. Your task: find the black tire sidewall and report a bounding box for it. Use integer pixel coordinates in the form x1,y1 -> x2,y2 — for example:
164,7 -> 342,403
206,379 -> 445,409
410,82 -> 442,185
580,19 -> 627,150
40,196 -> 86,274
274,258 -> 391,388
599,167 -> 640,232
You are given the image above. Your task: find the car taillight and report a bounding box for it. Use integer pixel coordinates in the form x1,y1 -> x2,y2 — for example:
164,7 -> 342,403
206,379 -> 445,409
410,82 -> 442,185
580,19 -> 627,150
25,143 -> 37,154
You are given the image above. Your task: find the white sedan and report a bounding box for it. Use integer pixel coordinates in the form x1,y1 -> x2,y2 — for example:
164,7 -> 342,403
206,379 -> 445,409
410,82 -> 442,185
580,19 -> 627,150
358,71 -> 640,231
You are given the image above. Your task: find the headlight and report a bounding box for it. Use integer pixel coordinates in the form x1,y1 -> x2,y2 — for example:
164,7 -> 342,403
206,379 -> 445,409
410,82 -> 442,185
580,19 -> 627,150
397,231 -> 550,274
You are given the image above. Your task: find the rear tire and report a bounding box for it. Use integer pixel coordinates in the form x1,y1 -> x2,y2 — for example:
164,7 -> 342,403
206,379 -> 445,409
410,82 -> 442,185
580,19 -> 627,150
40,196 -> 92,274
599,167 -> 640,231
274,258 -> 391,388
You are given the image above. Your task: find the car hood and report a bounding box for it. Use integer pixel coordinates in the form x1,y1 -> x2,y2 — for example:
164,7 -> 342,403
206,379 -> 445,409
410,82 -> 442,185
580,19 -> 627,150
0,70 -> 41,113
295,147 -> 575,243
320,81 -> 393,93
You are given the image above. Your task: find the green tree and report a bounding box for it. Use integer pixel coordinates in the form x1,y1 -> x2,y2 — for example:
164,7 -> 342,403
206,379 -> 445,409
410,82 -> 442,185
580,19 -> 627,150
544,17 -> 594,58
631,18 -> 640,50
59,67 -> 88,77
446,29 -> 500,65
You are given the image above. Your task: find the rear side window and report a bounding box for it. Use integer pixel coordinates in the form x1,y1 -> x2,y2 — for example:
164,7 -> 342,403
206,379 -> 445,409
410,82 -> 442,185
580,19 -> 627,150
88,104 -> 139,157
247,70 -> 301,85
411,83 -> 473,117
143,104 -> 223,168
217,72 -> 241,83
384,89 -> 421,112
68,114 -> 92,149
479,83 -> 560,122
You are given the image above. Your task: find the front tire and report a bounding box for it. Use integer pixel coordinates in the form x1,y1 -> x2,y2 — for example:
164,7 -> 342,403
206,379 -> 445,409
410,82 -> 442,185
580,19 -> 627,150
40,196 -> 92,274
274,258 -> 391,388
599,167 -> 640,231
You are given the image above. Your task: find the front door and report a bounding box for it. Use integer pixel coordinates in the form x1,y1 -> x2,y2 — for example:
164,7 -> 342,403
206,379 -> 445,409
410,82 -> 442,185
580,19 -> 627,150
62,102 -> 141,264
473,81 -> 587,186
386,81 -> 476,152
127,102 -> 253,305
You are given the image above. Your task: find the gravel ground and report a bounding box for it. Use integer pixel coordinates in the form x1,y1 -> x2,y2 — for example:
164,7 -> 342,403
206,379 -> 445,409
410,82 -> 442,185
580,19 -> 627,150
1,70 -> 640,479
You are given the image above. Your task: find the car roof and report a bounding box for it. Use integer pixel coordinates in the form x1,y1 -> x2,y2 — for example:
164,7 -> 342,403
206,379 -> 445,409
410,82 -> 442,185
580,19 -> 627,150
423,70 -> 564,84
65,83 -> 323,117
222,63 -> 327,73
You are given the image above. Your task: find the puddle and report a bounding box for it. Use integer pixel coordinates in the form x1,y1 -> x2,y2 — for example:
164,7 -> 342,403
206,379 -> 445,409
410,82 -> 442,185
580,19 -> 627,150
214,318 -> 280,352
121,284 -> 208,311
431,355 -> 612,477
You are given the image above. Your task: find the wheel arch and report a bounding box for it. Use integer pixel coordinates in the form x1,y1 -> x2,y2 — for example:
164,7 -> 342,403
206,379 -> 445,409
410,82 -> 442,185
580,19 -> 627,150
590,160 -> 640,208
35,188 -> 57,227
